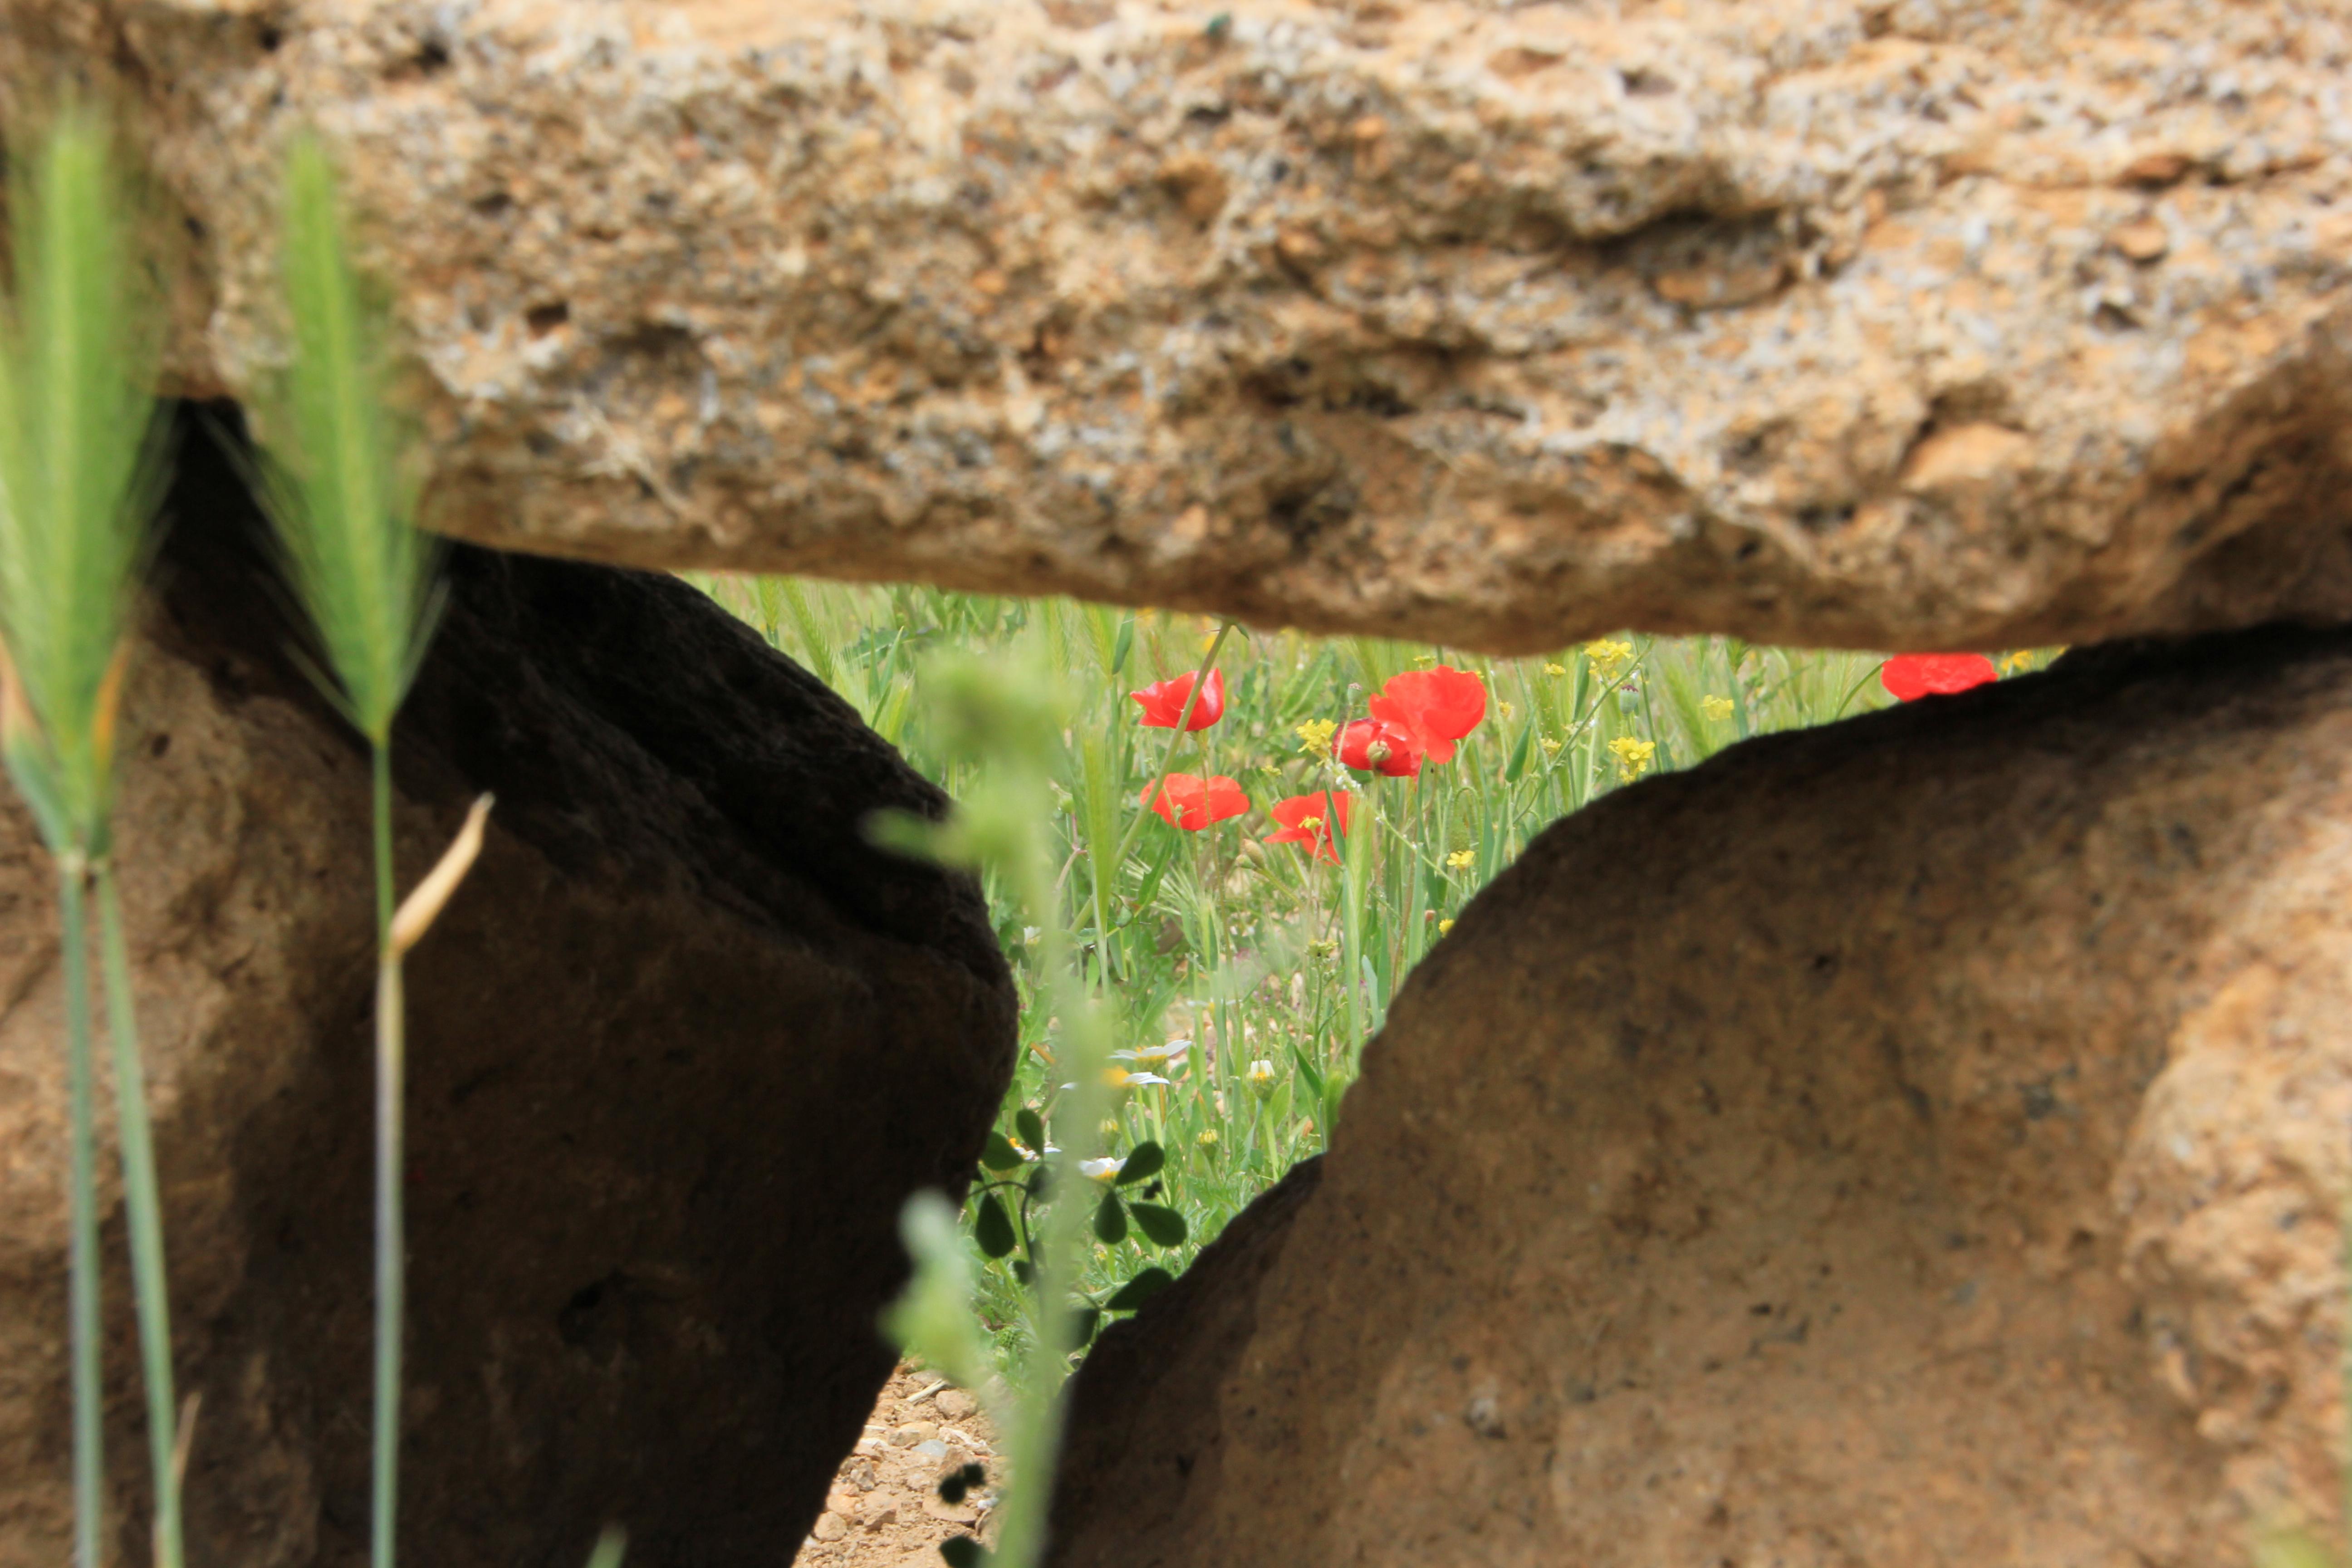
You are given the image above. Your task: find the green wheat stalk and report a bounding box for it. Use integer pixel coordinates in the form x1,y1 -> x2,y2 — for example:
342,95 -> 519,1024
0,105 -> 181,1568
252,133 -> 446,1568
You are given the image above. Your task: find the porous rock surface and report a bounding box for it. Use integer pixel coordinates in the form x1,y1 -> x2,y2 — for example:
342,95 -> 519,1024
12,0 -> 2352,652
0,415 -> 1014,1567
1052,624 -> 2352,1566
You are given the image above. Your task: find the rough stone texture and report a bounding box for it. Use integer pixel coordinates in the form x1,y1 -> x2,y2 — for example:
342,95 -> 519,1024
1051,1155 -> 1321,1556
1051,623 -> 2352,1566
0,414 -> 1014,1567
10,0 -> 2352,652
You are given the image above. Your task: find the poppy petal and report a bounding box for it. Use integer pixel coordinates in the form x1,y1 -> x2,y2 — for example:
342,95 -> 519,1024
1129,670 -> 1225,730
1882,653 -> 1999,702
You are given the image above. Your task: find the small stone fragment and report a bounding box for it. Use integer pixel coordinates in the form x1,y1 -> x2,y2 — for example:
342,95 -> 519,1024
812,1512 -> 849,1543
2111,220 -> 2169,262
889,1421 -> 937,1447
936,1388 -> 977,1421
2119,150 -> 2195,186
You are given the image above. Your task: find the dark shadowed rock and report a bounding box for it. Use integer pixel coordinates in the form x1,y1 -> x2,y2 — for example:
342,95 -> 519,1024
1051,623 -> 2352,1567
1053,1155 -> 1322,1550
0,411 -> 1015,1568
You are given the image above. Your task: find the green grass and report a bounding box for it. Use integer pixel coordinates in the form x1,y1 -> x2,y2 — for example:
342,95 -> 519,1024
700,576 -> 2056,1362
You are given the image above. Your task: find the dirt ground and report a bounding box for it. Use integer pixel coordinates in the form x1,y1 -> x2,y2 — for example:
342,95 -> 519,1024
790,1365 -> 1000,1567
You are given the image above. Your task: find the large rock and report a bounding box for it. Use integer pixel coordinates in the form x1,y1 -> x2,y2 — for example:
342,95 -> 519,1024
11,0 -> 2352,652
1052,622 -> 2352,1566
0,412 -> 1014,1566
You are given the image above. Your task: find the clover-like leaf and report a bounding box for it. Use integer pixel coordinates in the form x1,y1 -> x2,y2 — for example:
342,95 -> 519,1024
1130,1201 -> 1188,1248
1114,1140 -> 1166,1185
1093,1190 -> 1127,1244
1104,1267 -> 1175,1312
973,1193 -> 1017,1259
980,1131 -> 1025,1172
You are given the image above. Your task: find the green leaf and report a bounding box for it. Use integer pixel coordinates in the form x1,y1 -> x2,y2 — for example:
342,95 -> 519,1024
939,1536 -> 988,1568
1114,1141 -> 1165,1185
1093,1190 -> 1127,1244
1010,1258 -> 1034,1287
1105,1267 -> 1174,1311
1110,616 -> 1134,676
1130,1202 -> 1188,1248
1504,720 -> 1534,783
1290,1044 -> 1326,1101
1130,833 -> 1179,916
972,1193 -> 1017,1259
980,1132 -> 1025,1172
1015,1107 -> 1046,1153
1075,1305 -> 1102,1345
583,1528 -> 627,1568
879,1192 -> 992,1394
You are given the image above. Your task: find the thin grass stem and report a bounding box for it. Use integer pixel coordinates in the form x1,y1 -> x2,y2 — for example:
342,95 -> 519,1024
96,862 -> 183,1568
368,744 -> 401,1568
60,857 -> 103,1568
1106,620 -> 1235,876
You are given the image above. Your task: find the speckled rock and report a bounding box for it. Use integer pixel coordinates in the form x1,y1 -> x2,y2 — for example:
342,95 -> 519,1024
0,415 -> 1014,1568
10,0 -> 2352,651
1050,624 -> 2352,1567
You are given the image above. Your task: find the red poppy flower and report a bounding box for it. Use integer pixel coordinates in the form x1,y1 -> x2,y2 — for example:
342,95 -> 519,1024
1367,666 -> 1486,764
1130,669 -> 1226,730
1881,653 -> 1999,702
1140,772 -> 1250,831
1334,718 -> 1423,778
1265,790 -> 1352,863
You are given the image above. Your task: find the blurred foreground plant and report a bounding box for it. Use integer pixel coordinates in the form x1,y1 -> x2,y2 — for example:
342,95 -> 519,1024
0,105 -> 184,1568
250,134 -> 488,1568
877,650 -> 1127,1568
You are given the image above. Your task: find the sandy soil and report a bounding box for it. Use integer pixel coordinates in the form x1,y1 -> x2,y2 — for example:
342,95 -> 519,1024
790,1365 -> 1000,1567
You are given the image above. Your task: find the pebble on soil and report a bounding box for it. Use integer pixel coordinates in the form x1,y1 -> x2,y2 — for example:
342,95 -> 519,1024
791,1364 -> 999,1567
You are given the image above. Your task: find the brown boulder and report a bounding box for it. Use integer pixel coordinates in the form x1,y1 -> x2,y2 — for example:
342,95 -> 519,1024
1052,622 -> 2352,1566
11,0 -> 2352,651
0,413 -> 1014,1566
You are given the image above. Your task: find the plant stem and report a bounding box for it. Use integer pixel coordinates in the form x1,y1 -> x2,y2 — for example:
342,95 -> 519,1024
1107,620 -> 1235,877
368,745 -> 402,1568
988,790 -> 1114,1568
60,856 -> 103,1568
96,863 -> 184,1568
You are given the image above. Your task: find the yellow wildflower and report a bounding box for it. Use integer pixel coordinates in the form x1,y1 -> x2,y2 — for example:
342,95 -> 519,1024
1294,717 -> 1338,755
1607,735 -> 1657,782
1438,918 -> 1455,935
1544,662 -> 1567,677
1585,638 -> 1636,676
1197,1127 -> 1220,1148
1701,694 -> 1736,723
1499,701 -> 1515,720
1445,849 -> 1476,870
1539,737 -> 1562,755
